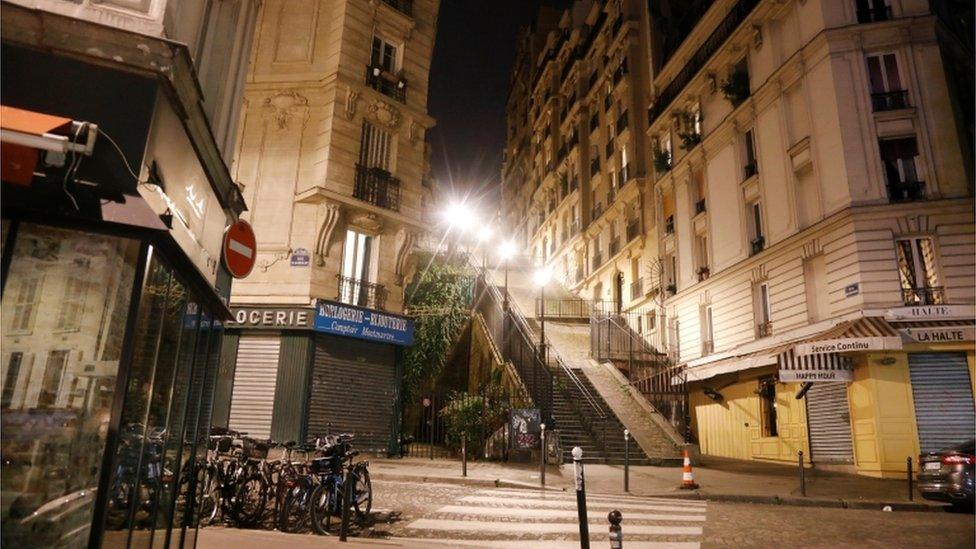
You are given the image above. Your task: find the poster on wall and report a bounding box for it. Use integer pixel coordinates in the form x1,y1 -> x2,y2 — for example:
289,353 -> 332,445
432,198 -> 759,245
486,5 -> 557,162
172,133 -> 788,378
510,408 -> 541,449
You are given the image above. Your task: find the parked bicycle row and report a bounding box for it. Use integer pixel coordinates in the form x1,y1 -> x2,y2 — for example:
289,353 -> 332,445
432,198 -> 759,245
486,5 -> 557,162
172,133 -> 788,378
197,427 -> 373,535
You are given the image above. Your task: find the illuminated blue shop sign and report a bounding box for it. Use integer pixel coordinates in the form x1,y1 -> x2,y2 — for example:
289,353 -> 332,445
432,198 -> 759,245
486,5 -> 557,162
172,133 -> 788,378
313,299 -> 414,346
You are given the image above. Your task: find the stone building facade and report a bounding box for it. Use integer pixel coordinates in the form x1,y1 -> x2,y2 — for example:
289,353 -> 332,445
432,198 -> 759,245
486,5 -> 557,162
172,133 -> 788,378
216,0 -> 439,452
504,0 -> 974,478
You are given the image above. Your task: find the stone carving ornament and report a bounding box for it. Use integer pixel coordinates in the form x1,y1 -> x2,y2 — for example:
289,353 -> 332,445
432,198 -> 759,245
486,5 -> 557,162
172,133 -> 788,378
367,99 -> 402,128
265,90 -> 309,130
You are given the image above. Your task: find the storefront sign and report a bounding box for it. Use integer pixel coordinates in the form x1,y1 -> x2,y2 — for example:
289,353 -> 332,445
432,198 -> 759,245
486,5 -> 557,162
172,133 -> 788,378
779,369 -> 853,382
901,326 -> 975,344
795,337 -> 902,356
314,299 -> 414,346
227,307 -> 313,329
290,248 -> 310,267
885,305 -> 975,321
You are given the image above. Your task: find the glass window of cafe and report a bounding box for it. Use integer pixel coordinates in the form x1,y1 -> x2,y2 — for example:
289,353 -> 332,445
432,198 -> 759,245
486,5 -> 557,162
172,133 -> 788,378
1,222 -> 224,548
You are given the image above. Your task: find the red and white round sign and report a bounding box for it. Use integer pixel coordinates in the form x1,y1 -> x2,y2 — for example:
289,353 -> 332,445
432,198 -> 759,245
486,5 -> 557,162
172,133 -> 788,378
222,220 -> 256,279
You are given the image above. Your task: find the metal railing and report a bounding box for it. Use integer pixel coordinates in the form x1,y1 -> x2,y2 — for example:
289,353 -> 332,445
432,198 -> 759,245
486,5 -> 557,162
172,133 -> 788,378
750,236 -> 765,255
695,199 -> 707,215
871,90 -> 909,112
887,180 -> 925,202
365,66 -> 407,103
902,286 -> 945,306
336,275 -> 387,310
591,251 -> 604,271
856,5 -> 891,23
380,0 -> 412,16
665,216 -> 675,235
626,219 -> 639,241
743,162 -> 758,179
630,278 -> 644,301
354,164 -> 401,211
609,237 -> 620,257
534,298 -> 613,320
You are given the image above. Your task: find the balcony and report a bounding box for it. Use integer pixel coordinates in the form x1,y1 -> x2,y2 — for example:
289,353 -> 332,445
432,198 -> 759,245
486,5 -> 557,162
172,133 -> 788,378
365,66 -> 407,103
750,235 -> 765,256
701,339 -> 714,355
380,0 -> 413,16
630,278 -> 644,301
665,215 -> 675,235
756,321 -> 772,338
695,198 -> 707,215
337,275 -> 388,310
591,252 -> 604,271
743,162 -> 758,180
609,237 -> 620,256
592,203 -> 604,221
626,219 -> 639,241
354,164 -> 401,211
871,90 -> 910,112
856,5 -> 891,23
902,286 -> 945,306
887,180 -> 925,202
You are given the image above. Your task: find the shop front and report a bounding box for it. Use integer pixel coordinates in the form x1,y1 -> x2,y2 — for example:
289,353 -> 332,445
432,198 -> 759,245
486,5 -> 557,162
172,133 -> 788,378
216,299 -> 413,455
0,21 -> 246,549
688,311 -> 976,478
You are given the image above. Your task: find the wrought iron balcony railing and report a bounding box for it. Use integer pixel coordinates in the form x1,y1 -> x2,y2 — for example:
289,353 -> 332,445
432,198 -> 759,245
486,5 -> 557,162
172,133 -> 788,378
695,199 -> 707,215
337,275 -> 388,310
591,251 -> 604,271
743,162 -> 758,180
887,180 -> 925,202
902,286 -> 945,306
630,278 -> 644,301
609,237 -> 620,257
871,90 -> 909,112
750,235 -> 765,256
354,164 -> 401,211
626,219 -> 640,241
856,5 -> 891,23
665,215 -> 675,235
365,66 -> 407,103
380,0 -> 413,16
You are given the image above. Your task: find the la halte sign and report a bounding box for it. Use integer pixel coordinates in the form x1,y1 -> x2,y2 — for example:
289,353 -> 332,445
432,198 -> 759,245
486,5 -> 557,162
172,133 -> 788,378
314,299 -> 414,346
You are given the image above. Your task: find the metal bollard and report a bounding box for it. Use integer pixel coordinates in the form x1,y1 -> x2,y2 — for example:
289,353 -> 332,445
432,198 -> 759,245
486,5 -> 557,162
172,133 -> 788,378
573,446 -> 590,549
907,457 -> 914,501
608,510 -> 623,549
339,468 -> 354,541
623,429 -> 630,493
540,423 -> 547,487
798,450 -> 806,497
462,434 -> 467,477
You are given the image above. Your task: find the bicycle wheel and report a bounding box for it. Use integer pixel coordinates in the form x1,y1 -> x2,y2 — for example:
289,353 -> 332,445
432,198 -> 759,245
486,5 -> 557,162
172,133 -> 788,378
231,473 -> 267,527
309,481 -> 338,536
352,468 -> 372,518
198,468 -> 221,526
278,477 -> 313,533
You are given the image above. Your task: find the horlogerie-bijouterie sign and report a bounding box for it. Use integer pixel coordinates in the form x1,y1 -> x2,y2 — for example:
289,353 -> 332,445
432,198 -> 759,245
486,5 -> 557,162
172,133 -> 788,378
795,336 -> 902,356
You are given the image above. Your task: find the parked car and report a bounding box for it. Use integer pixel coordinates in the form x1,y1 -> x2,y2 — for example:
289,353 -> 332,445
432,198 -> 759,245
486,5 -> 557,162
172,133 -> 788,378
917,439 -> 975,511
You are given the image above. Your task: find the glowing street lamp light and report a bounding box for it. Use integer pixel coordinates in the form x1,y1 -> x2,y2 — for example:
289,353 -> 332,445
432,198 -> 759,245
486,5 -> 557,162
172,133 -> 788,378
477,226 -> 493,243
443,200 -> 474,232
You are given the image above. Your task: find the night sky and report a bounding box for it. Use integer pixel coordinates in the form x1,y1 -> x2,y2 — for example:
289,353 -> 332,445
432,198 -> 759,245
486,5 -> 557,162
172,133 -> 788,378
427,0 -> 573,209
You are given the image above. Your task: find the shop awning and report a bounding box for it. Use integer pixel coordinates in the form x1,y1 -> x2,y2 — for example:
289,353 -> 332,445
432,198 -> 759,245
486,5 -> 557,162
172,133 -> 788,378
686,316 -> 902,383
0,105 -> 97,185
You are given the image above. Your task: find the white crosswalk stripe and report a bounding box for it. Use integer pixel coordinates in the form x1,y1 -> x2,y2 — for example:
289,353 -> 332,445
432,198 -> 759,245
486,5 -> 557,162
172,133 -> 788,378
400,487 -> 707,548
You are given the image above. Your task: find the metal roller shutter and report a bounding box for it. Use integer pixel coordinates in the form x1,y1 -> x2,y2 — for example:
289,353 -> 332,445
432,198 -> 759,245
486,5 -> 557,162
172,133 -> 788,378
908,353 -> 975,454
307,334 -> 396,453
805,382 -> 853,463
228,333 -> 281,439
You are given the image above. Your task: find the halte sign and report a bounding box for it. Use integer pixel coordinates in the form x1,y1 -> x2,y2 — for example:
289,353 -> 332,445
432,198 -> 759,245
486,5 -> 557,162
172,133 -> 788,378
901,326 -> 975,343
314,299 -> 414,346
794,337 -> 902,356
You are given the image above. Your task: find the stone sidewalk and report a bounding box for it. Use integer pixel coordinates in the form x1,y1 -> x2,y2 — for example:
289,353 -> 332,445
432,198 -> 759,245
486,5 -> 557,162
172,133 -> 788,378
369,456 -> 946,511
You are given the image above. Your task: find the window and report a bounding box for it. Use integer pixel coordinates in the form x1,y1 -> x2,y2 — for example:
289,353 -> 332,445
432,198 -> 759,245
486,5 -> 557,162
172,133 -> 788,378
759,377 -> 778,437
38,350 -> 69,408
2,353 -> 24,408
855,0 -> 891,23
691,102 -> 703,137
742,130 -> 758,179
341,229 -> 375,284
866,53 -> 908,111
880,137 -> 923,201
748,200 -> 765,255
56,276 -> 87,331
803,255 -> 829,322
9,276 -> 41,333
700,305 -> 714,355
755,282 -> 772,337
896,237 -> 944,305
371,36 -> 399,73
695,233 -> 710,280
692,168 -> 706,214
360,121 -> 394,171
663,252 -> 677,292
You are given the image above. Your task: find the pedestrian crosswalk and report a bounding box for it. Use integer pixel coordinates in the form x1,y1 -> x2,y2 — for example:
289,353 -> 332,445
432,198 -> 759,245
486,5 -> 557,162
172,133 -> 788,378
400,487 -> 707,548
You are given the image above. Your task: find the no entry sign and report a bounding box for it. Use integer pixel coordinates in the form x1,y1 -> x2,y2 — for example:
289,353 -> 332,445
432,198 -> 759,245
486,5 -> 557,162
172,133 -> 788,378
222,220 -> 256,278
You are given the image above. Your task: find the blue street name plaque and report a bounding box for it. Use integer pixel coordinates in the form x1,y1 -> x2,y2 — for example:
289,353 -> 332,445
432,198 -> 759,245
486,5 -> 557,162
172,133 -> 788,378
314,299 -> 414,346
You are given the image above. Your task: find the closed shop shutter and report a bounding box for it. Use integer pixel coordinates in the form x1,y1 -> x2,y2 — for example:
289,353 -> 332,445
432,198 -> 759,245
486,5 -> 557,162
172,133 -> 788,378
908,353 -> 975,454
228,333 -> 281,439
805,382 -> 853,463
307,334 -> 396,453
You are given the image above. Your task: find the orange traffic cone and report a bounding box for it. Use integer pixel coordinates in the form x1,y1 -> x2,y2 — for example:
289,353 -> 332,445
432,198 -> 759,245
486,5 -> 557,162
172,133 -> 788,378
679,448 -> 699,489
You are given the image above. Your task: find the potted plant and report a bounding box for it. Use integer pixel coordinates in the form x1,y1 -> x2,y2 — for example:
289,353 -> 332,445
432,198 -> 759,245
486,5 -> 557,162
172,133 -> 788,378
653,147 -> 672,173
676,110 -> 703,150
665,283 -> 677,296
696,266 -> 710,281
720,69 -> 750,107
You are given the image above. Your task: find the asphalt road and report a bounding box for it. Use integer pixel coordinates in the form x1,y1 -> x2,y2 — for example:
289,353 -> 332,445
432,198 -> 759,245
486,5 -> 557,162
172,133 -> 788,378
196,479 -> 975,548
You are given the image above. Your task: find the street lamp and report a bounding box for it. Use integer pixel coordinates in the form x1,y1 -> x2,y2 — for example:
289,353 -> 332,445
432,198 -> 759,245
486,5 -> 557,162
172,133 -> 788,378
498,240 -> 516,311
443,200 -> 474,232
477,226 -> 493,269
534,266 -> 552,364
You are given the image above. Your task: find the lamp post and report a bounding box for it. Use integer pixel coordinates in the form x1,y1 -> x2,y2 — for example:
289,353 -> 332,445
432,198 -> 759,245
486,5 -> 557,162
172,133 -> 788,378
477,226 -> 493,270
499,241 -> 516,312
533,267 -> 552,365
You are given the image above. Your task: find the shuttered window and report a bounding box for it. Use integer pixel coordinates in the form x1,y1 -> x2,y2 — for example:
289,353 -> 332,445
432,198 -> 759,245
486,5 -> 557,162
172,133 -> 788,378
360,121 -> 393,171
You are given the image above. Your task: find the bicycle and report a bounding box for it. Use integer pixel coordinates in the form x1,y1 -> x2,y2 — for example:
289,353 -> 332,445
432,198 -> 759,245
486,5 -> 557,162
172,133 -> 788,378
308,435 -> 372,536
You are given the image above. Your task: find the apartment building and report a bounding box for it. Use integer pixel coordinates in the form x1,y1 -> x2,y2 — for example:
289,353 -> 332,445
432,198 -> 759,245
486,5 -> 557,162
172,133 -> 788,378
504,0 -> 974,479
215,0 -> 439,453
502,0 -> 654,310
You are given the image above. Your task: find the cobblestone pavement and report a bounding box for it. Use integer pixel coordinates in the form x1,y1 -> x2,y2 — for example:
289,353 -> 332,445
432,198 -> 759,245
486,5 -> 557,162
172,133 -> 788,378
197,479 -> 975,548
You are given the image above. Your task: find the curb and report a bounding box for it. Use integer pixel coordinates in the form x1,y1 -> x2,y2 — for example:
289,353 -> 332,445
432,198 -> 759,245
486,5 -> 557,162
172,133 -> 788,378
643,491 -> 946,512
371,472 -> 568,491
